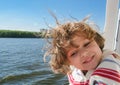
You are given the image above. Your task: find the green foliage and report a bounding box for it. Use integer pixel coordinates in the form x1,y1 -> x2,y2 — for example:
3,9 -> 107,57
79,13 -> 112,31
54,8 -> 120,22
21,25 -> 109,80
0,30 -> 43,38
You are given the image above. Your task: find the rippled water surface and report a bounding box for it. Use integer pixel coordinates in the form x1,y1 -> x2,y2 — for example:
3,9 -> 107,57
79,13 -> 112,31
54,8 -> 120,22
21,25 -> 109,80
0,38 -> 68,85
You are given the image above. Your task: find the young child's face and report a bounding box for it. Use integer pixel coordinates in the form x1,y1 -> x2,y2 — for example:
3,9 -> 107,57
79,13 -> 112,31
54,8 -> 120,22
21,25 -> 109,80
66,36 -> 102,71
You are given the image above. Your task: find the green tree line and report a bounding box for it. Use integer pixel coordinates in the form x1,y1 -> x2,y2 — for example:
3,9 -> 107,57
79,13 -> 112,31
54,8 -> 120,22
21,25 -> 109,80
0,30 -> 46,38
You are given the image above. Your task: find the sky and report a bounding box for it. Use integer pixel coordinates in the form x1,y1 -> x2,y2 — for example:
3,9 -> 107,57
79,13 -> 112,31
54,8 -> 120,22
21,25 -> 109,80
0,0 -> 107,32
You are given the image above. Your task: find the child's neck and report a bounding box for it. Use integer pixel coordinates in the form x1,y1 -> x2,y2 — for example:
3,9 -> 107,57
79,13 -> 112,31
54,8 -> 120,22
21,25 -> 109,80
82,70 -> 88,75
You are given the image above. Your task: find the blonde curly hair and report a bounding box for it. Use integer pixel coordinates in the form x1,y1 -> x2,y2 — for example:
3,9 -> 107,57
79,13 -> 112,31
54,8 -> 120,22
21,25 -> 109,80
44,19 -> 105,74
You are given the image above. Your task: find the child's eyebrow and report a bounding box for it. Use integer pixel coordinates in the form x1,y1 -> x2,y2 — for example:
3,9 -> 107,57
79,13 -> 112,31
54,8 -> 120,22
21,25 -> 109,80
70,42 -> 79,48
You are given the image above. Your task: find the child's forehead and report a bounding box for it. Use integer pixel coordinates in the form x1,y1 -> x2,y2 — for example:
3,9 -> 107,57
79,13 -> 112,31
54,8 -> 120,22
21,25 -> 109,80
63,35 -> 93,46
72,33 -> 85,38
63,36 -> 84,47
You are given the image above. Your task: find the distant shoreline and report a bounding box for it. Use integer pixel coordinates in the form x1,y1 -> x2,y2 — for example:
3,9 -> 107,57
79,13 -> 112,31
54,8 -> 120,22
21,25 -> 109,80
0,30 -> 46,38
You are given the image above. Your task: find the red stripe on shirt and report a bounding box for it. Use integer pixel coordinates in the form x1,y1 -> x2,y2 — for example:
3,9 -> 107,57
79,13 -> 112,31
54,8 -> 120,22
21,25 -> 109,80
92,68 -> 120,82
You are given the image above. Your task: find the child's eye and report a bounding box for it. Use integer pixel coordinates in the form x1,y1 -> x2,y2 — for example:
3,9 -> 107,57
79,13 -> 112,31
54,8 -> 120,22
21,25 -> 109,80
84,41 -> 91,47
71,51 -> 77,57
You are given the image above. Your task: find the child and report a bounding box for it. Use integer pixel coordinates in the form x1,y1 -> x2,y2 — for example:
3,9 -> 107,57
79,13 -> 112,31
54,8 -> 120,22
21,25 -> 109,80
44,18 -> 120,85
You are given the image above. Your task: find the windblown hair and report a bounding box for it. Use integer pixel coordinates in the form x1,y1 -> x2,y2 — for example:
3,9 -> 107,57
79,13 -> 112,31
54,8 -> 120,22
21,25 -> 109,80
44,18 -> 105,74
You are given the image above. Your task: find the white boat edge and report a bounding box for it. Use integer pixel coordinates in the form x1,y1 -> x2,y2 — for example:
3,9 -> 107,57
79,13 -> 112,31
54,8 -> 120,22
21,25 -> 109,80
103,0 -> 120,54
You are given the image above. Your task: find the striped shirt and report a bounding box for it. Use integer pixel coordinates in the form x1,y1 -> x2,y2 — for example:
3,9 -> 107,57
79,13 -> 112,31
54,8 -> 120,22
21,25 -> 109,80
67,51 -> 120,85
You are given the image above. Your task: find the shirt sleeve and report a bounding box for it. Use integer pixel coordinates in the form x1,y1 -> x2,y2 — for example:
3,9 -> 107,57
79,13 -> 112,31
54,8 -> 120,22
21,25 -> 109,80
89,54 -> 120,85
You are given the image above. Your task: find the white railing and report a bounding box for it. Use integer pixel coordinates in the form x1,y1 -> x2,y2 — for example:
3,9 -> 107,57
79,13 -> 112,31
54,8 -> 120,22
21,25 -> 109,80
103,0 -> 119,52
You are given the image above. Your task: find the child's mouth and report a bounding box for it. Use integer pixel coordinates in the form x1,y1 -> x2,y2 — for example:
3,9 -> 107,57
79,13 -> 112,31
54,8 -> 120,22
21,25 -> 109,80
83,56 -> 94,64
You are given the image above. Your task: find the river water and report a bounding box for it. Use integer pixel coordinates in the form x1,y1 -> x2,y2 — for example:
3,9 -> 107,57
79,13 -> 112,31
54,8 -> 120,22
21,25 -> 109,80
0,38 -> 68,85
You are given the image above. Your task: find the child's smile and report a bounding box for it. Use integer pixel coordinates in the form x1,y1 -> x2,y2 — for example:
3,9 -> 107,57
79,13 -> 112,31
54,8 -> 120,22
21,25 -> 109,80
67,36 -> 102,71
83,55 -> 94,64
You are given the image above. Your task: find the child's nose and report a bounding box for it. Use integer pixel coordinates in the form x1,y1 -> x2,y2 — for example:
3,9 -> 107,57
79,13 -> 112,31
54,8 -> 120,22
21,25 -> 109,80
79,49 -> 89,58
